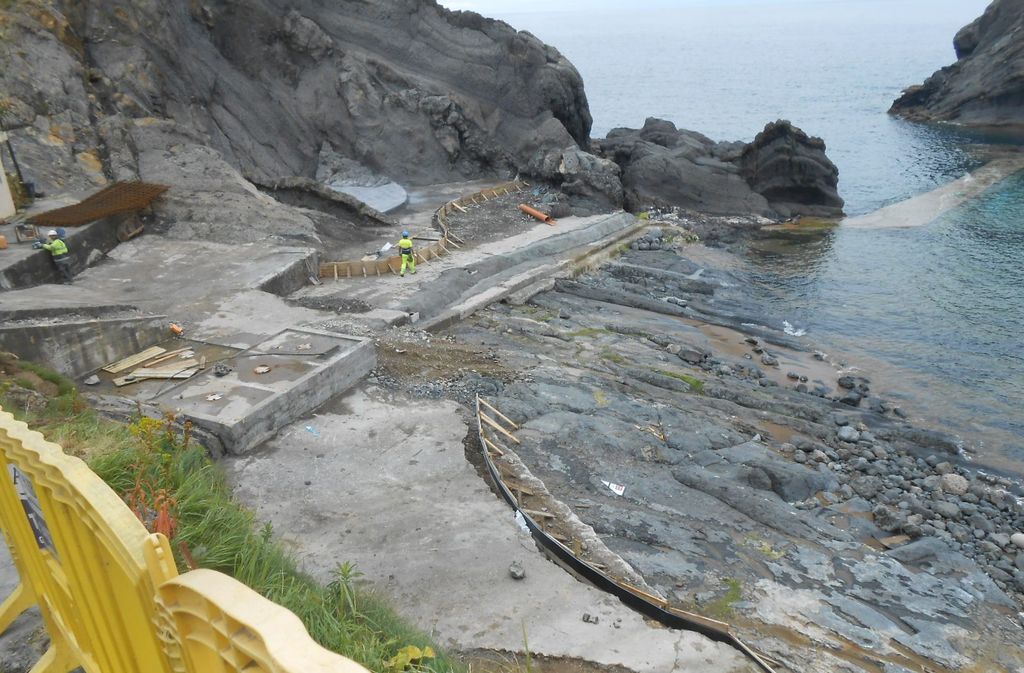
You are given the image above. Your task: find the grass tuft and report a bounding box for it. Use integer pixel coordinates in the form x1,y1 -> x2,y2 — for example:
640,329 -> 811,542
705,578 -> 743,619
657,369 -> 704,393
567,327 -> 610,339
1,362 -> 459,673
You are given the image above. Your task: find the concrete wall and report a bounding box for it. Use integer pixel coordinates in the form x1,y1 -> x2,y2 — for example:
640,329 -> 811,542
257,248 -> 318,296
0,316 -> 168,377
0,215 -> 129,290
0,148 -> 14,221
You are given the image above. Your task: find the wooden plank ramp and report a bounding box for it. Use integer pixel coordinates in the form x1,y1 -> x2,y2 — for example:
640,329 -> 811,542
102,347 -> 166,373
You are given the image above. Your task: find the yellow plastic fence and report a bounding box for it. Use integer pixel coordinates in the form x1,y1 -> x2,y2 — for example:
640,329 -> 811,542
0,408 -> 368,673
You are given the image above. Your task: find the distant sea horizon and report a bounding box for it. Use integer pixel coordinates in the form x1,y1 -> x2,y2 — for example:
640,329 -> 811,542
477,0 -> 1024,473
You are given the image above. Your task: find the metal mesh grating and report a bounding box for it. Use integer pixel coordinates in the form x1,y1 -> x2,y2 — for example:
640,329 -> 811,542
28,182 -> 169,227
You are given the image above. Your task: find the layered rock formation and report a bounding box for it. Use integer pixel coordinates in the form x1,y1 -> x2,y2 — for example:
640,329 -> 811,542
890,0 -> 1024,125
593,118 -> 844,218
0,0 -> 590,245
1,0 -> 843,251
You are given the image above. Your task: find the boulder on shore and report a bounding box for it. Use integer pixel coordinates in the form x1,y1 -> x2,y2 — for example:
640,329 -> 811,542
890,0 -> 1024,126
593,118 -> 843,218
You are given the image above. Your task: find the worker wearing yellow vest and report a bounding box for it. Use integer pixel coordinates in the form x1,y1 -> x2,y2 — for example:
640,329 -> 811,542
41,230 -> 73,283
398,231 -> 416,277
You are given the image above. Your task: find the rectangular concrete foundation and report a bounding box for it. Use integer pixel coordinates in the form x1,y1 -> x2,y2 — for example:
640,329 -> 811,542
149,328 -> 375,454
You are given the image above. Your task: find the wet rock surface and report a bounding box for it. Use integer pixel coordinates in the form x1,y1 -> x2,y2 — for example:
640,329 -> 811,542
594,118 -> 844,218
373,233 -> 1024,672
890,0 -> 1024,126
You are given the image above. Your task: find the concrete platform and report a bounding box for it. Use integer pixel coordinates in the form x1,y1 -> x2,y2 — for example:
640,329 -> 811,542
0,238 -> 326,347
0,313 -> 168,378
100,329 -> 375,454
224,387 -> 754,672
296,211 -> 641,329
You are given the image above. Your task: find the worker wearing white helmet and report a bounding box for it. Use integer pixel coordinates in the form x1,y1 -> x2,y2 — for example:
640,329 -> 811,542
398,230 -> 416,277
41,229 -> 73,283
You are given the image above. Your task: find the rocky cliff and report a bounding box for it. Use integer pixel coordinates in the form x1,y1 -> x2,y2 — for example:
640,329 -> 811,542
1,0 -> 842,252
1,0 -> 592,245
890,0 -> 1024,125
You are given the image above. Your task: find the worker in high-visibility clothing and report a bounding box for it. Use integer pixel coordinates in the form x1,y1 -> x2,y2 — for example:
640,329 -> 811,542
398,230 -> 416,277
41,230 -> 73,283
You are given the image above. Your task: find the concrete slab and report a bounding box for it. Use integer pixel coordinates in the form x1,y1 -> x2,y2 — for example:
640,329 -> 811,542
223,387 -> 755,673
328,182 -> 407,214
0,238 -> 328,346
145,328 -> 375,454
297,212 -> 639,329
843,156 -> 1024,228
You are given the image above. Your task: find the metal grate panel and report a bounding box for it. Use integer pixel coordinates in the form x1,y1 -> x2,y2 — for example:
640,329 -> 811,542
28,182 -> 169,227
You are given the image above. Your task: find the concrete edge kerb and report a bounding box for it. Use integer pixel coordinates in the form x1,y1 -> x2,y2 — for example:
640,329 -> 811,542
419,215 -> 646,332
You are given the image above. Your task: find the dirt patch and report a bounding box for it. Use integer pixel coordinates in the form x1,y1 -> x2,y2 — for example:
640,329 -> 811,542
443,186 -> 561,245
289,294 -> 373,314
459,650 -> 637,673
375,336 -> 510,381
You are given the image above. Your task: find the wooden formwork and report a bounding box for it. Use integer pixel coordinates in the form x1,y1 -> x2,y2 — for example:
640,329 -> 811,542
473,396 -> 778,673
318,237 -> 452,280
318,180 -> 530,281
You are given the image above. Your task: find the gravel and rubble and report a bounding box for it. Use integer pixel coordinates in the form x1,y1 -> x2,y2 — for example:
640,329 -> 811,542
365,238 -> 1024,673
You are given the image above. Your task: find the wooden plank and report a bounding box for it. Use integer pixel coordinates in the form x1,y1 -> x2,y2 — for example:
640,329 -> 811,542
142,348 -> 192,367
452,202 -> 467,213
618,581 -> 669,608
128,366 -> 198,378
504,483 -> 535,496
113,369 -> 197,387
102,346 -> 166,373
482,436 -> 504,457
522,508 -> 554,519
479,398 -> 519,429
878,534 -> 911,549
136,358 -> 199,373
480,413 -> 520,444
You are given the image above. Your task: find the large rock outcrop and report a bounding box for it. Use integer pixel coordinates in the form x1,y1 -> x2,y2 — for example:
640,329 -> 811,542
1,1 -> 590,192
890,0 -> 1024,125
738,120 -> 845,218
594,118 -> 843,218
0,0 -> 844,252
0,0 -> 593,245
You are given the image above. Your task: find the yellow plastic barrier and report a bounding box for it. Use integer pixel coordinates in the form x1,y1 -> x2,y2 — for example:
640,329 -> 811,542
0,408 -> 369,673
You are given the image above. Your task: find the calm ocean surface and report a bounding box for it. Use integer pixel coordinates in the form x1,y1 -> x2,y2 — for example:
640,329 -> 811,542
488,0 -> 1024,471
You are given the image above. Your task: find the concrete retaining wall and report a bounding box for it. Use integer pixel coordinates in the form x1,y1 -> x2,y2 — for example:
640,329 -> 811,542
258,248 -> 319,296
0,315 -> 168,377
0,216 -> 124,290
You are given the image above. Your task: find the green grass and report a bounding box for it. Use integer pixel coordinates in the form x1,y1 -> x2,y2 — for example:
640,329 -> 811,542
656,369 -> 704,393
567,327 -> 610,339
705,578 -> 743,619
1,365 -> 459,673
599,350 -> 625,364
742,534 -> 785,560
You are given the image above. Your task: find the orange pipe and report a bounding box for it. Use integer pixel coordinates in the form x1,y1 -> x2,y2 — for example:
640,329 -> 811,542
518,204 -> 556,225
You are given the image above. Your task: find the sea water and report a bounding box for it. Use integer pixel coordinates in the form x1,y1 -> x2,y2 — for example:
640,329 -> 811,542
479,0 -> 1024,471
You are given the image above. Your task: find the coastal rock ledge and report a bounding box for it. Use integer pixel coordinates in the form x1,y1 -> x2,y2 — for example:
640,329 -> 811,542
890,0 -> 1024,126
594,118 -> 844,219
